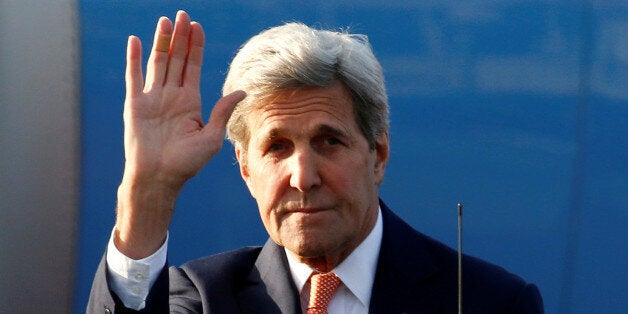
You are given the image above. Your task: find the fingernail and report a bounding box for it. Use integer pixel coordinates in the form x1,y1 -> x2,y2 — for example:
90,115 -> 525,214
159,17 -> 173,32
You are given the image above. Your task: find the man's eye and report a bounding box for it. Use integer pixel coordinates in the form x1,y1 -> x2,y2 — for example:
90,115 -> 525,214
268,142 -> 285,152
325,137 -> 341,146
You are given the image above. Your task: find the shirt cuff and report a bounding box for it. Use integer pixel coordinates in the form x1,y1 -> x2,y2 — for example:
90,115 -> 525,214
105,229 -> 168,310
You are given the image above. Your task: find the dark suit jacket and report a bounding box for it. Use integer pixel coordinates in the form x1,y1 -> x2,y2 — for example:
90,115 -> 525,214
88,201 -> 544,313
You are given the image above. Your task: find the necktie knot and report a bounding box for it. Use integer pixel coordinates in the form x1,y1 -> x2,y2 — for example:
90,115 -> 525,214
307,272 -> 342,314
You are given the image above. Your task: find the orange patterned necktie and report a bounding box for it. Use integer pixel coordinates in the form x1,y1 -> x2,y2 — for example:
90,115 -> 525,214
307,272 -> 342,314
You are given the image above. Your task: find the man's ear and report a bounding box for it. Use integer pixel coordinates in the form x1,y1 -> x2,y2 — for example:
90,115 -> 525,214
235,145 -> 254,195
373,131 -> 390,185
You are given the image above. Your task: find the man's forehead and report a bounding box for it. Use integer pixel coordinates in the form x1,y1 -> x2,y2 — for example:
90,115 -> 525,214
250,90 -> 353,122
254,83 -> 352,110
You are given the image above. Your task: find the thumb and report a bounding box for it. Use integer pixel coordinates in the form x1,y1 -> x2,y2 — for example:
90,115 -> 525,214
201,90 -> 247,150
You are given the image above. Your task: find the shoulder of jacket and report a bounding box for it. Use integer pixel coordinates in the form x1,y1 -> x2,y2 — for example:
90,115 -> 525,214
178,246 -> 263,281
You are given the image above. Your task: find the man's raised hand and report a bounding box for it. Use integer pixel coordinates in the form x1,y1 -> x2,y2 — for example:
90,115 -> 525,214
115,11 -> 246,259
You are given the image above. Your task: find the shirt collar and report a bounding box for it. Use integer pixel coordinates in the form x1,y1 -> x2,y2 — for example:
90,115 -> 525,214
285,207 -> 383,308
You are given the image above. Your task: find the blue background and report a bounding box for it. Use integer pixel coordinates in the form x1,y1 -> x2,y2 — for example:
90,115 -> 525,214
77,1 -> 627,313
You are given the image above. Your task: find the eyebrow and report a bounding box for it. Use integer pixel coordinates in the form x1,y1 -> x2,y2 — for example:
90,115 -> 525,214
317,124 -> 349,139
263,124 -> 349,142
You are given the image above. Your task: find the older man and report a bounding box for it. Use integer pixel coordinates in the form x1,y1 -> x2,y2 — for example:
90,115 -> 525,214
88,11 -> 543,313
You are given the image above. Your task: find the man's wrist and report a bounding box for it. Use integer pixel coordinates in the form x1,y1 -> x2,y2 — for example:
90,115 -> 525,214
114,178 -> 178,259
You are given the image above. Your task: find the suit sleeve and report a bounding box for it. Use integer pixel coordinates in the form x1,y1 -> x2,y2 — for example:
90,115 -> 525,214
510,283 -> 544,314
86,252 -> 171,314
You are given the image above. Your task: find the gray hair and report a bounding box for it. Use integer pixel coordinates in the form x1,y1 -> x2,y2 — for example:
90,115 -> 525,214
223,22 -> 388,150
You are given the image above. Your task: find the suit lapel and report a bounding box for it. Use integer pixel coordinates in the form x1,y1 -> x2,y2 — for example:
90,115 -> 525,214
369,201 -> 443,313
236,202 -> 446,313
237,239 -> 301,314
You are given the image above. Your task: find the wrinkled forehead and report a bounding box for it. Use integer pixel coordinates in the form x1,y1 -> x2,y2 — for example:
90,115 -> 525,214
246,84 -> 358,139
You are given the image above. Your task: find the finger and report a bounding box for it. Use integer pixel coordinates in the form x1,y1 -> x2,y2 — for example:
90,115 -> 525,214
125,36 -> 144,98
202,91 -> 247,147
165,10 -> 191,86
182,21 -> 205,89
145,16 -> 173,90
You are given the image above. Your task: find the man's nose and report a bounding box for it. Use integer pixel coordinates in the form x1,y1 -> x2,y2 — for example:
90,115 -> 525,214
288,149 -> 321,192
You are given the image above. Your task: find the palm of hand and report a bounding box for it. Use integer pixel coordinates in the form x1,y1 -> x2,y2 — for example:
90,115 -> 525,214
124,84 -> 209,189
122,12 -> 244,192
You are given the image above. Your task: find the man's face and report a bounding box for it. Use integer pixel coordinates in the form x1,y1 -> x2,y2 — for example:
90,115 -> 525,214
236,83 -> 389,269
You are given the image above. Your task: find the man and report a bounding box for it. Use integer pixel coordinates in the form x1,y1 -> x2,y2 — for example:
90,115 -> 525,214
88,11 -> 544,313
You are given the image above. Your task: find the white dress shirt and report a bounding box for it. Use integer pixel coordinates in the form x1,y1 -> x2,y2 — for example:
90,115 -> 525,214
287,208 -> 383,314
107,208 -> 383,312
106,231 -> 168,310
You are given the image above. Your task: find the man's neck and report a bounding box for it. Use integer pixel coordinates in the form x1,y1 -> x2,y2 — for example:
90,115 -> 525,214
284,207 -> 383,295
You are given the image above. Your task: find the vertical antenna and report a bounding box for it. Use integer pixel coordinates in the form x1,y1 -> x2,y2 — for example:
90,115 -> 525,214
457,203 -> 463,314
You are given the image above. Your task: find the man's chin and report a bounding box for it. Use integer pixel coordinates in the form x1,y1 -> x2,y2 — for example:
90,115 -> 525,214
283,236 -> 346,261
